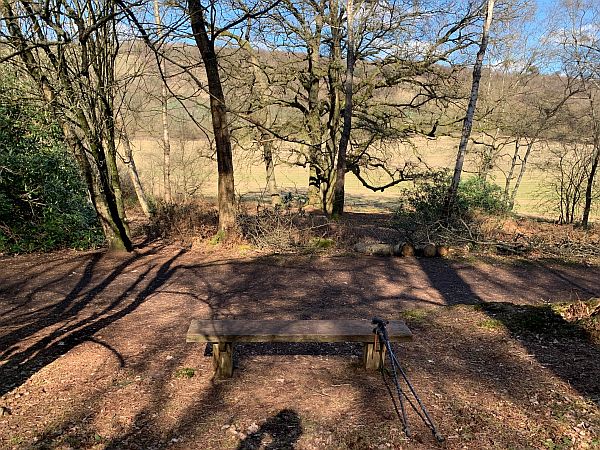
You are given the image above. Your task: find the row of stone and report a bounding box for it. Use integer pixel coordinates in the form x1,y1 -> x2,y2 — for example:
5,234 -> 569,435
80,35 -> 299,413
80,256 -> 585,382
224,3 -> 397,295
353,242 -> 449,257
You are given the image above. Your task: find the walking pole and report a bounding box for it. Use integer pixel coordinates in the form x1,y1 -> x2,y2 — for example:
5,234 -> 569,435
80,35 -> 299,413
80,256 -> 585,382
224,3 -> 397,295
372,317 -> 444,442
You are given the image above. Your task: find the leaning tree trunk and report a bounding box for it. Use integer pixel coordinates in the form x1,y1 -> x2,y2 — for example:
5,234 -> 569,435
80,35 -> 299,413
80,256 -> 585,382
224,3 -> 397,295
504,137 -> 523,208
188,0 -> 236,232
582,101 -> 600,227
121,130 -> 152,217
93,136 -> 133,248
447,0 -> 495,212
509,138 -> 535,209
332,0 -> 355,217
66,128 -> 132,251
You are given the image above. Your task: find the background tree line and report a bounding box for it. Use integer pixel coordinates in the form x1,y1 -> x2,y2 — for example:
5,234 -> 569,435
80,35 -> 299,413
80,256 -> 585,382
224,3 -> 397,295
0,0 -> 598,252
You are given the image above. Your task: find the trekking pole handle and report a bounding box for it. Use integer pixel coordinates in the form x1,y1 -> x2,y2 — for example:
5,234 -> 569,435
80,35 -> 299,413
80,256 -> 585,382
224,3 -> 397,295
372,317 -> 390,342
371,317 -> 388,327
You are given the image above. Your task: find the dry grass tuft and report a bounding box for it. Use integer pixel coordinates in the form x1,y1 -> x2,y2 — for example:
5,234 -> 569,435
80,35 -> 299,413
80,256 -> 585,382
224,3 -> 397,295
237,207 -> 333,252
145,200 -> 218,244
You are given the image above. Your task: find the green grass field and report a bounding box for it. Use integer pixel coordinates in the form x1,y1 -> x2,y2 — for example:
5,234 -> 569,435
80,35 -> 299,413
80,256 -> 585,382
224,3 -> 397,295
128,135 -> 598,219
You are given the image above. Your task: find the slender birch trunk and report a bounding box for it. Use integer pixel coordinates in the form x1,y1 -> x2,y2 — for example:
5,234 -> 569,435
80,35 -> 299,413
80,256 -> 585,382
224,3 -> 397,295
447,0 -> 495,211
154,0 -> 172,203
121,130 -> 152,217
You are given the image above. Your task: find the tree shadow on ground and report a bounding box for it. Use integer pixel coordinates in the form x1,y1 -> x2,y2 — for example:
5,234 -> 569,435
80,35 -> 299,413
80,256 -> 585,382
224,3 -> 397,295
416,257 -> 600,405
0,247 -> 185,396
2,249 -> 600,448
479,302 -> 600,401
237,409 -> 302,450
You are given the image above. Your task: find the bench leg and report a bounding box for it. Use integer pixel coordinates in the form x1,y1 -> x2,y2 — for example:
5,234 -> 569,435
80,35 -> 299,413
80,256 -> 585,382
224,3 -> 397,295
363,342 -> 386,370
212,343 -> 233,378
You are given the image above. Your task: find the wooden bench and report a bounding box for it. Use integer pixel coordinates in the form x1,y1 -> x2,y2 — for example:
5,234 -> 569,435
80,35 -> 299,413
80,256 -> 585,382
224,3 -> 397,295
186,319 -> 412,378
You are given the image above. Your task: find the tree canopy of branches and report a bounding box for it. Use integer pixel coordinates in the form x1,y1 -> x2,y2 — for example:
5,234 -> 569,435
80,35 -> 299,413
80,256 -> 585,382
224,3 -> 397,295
2,0 -> 599,252
237,0 -> 487,213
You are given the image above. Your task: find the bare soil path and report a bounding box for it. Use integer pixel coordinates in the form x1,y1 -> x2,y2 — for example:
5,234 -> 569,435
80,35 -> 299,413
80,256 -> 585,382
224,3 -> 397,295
1,244 -> 599,449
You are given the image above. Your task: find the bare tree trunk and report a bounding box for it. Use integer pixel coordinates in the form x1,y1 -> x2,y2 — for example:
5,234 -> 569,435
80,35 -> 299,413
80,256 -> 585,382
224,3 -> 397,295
154,0 -> 172,203
510,138 -> 535,209
582,144 -> 599,227
67,128 -> 132,251
243,30 -> 280,206
106,142 -> 131,238
582,100 -> 599,227
332,0 -> 355,216
306,14 -> 324,209
121,130 -> 152,217
161,82 -> 172,202
447,0 -> 495,211
504,138 -> 521,206
80,133 -> 132,251
322,0 -> 341,214
188,0 -> 236,232
261,133 -> 280,206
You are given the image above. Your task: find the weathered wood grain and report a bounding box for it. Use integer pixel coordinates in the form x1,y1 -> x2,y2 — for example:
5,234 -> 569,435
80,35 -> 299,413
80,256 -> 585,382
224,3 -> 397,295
186,319 -> 412,343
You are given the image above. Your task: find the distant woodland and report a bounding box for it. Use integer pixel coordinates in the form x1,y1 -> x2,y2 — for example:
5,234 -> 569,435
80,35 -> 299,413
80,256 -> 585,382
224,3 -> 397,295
0,0 -> 598,252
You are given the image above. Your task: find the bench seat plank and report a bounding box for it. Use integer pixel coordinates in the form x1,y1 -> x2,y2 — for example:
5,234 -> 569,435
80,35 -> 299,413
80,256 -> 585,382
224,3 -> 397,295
186,319 -> 412,343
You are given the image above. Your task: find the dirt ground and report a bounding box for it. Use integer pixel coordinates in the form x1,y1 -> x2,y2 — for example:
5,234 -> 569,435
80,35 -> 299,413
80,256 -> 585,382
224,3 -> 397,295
1,236 -> 599,449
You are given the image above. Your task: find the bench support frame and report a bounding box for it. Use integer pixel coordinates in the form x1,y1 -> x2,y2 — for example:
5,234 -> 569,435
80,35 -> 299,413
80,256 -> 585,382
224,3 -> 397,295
212,342 -> 233,378
188,320 -> 412,378
363,341 -> 386,370
211,341 -> 386,378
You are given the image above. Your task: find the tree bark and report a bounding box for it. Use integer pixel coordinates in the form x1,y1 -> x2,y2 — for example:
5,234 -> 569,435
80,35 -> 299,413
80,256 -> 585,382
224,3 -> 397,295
188,0 -> 236,232
332,0 -> 355,217
261,132 -> 280,206
67,129 -> 131,251
122,130 -> 152,217
447,0 -> 495,211
306,14 -> 324,209
582,97 -> 599,227
504,138 -> 521,207
509,138 -> 535,209
154,0 -> 172,203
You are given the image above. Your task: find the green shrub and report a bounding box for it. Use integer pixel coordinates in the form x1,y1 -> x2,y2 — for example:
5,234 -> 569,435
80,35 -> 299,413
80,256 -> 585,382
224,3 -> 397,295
0,71 -> 102,253
397,171 -> 507,224
308,237 -> 335,249
393,171 -> 508,245
174,367 -> 196,378
459,176 -> 507,215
